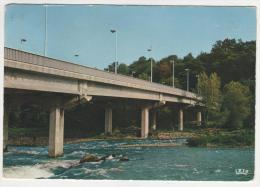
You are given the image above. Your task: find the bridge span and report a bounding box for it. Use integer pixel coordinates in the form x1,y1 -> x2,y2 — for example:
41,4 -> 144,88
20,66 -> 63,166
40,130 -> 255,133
4,48 -> 202,157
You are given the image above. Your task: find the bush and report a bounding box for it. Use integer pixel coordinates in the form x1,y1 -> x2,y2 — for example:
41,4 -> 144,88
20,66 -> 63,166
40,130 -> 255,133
186,137 -> 208,147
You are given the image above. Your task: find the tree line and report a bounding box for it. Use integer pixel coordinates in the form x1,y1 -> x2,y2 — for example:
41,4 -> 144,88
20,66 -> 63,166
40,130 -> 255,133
105,39 -> 255,130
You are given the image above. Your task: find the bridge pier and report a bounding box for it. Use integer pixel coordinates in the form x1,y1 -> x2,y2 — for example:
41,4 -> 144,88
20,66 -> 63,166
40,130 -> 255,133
141,107 -> 149,138
3,105 -> 9,152
105,107 -> 113,135
197,111 -> 202,126
48,106 -> 64,157
178,109 -> 183,131
152,111 -> 157,131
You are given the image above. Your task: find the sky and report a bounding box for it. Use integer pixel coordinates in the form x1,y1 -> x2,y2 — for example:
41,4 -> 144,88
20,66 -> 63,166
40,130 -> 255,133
5,5 -> 256,70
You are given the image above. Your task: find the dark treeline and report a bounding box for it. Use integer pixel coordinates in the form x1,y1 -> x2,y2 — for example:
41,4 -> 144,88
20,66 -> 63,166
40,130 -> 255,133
9,38 -> 255,137
105,38 -> 255,130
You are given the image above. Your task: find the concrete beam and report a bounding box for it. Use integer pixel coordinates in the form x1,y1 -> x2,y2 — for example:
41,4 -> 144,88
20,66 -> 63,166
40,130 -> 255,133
197,111 -> 202,126
105,108 -> 113,135
178,109 -> 183,131
48,106 -> 64,157
62,95 -> 92,110
141,107 -> 149,138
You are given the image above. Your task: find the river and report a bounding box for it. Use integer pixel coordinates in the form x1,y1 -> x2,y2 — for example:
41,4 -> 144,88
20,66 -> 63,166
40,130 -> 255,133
3,139 -> 254,180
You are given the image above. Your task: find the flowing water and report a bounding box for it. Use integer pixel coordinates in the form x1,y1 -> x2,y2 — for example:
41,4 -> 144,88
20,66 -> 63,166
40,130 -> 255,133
3,139 -> 254,180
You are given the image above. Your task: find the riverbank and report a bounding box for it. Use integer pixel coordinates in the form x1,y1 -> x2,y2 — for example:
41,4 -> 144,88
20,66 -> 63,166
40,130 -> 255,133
185,129 -> 254,148
7,127 -> 254,148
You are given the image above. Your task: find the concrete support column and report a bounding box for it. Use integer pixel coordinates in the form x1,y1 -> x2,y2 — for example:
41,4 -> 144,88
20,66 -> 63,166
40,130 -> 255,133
197,111 -> 202,126
178,109 -> 183,131
105,108 -> 113,135
141,107 -> 149,138
48,106 -> 64,157
152,111 -> 157,131
3,106 -> 9,152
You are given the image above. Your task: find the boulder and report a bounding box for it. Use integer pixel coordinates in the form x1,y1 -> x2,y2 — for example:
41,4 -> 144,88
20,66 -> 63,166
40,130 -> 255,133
119,156 -> 129,161
79,154 -> 101,163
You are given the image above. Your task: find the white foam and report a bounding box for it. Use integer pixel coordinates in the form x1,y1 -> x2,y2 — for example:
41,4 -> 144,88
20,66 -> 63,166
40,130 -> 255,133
175,164 -> 191,168
3,159 -> 79,179
14,150 -> 41,155
83,168 -> 108,177
69,150 -> 85,156
215,169 -> 222,173
3,165 -> 53,179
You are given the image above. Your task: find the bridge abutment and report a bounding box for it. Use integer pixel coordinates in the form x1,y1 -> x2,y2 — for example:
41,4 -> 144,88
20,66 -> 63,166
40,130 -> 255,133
105,107 -> 113,135
141,107 -> 149,138
48,106 -> 64,157
178,109 -> 184,131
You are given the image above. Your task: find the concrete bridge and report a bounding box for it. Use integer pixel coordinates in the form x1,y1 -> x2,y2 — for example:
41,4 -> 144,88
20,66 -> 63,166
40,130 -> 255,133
3,47 -> 202,157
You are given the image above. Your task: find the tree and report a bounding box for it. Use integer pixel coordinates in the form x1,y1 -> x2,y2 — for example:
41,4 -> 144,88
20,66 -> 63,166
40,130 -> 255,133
128,56 -> 151,80
117,63 -> 129,75
197,72 -> 222,126
222,81 -> 251,129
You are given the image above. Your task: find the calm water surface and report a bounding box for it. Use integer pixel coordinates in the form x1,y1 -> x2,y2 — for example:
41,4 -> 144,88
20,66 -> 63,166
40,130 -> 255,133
3,139 -> 254,180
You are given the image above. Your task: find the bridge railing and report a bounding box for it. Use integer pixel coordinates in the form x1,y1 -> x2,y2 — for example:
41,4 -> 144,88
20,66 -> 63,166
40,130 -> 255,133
4,47 -> 199,100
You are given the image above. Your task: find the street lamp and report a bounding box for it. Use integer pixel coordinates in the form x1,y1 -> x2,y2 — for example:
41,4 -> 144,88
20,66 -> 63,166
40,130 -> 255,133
147,47 -> 153,82
20,38 -> 27,50
110,29 -> 118,74
44,4 -> 48,56
170,59 -> 175,87
185,68 -> 190,91
20,38 -> 27,44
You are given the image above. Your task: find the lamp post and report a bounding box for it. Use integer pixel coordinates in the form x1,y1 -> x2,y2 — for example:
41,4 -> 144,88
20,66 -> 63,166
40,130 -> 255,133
171,59 -> 175,87
110,29 -> 118,74
147,47 -> 153,82
44,4 -> 48,56
20,38 -> 27,50
20,38 -> 27,44
185,68 -> 190,91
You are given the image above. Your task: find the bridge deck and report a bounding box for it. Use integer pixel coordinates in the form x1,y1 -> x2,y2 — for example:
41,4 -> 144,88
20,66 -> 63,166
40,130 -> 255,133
4,48 -> 200,102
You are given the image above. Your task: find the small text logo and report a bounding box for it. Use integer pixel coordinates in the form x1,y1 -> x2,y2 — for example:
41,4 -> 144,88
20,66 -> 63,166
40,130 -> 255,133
235,169 -> 249,175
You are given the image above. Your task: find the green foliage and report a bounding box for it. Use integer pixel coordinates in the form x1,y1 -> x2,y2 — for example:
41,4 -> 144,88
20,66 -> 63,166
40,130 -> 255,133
104,62 -> 129,75
186,137 -> 208,147
197,72 -> 222,126
187,130 -> 254,147
117,63 -> 129,75
128,56 -> 151,80
222,81 -> 251,129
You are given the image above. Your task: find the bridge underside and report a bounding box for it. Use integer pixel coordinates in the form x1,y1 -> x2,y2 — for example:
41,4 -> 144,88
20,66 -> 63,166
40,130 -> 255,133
4,88 -> 202,157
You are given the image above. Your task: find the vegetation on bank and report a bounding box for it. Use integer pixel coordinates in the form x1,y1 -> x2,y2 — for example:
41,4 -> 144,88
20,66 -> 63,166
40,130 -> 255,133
8,127 -> 254,148
186,129 -> 254,147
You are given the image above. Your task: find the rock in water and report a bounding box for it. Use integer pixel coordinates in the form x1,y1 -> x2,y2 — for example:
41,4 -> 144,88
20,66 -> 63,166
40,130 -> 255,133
100,154 -> 116,161
79,154 -> 101,163
119,156 -> 129,161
